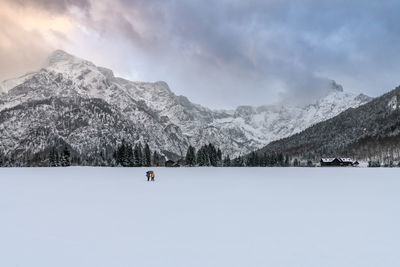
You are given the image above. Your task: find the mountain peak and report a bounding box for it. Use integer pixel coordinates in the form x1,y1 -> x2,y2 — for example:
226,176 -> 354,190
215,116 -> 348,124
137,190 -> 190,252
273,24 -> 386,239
43,49 -> 97,76
355,93 -> 373,102
45,50 -> 74,66
329,80 -> 344,92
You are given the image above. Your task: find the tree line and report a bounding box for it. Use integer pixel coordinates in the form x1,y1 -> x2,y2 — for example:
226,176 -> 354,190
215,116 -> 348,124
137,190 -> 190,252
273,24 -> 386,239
1,139 -> 398,167
184,144 -> 307,167
0,141 -> 307,167
113,140 -> 163,167
185,144 -> 223,166
49,146 -> 71,167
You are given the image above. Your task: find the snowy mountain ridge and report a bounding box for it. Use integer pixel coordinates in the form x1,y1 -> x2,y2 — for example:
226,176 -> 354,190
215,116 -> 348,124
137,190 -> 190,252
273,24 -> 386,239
0,50 -> 372,160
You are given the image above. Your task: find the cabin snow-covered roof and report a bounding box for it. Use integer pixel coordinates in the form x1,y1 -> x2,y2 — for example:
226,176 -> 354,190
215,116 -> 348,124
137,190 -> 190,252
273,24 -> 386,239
321,157 -> 354,163
321,158 -> 336,163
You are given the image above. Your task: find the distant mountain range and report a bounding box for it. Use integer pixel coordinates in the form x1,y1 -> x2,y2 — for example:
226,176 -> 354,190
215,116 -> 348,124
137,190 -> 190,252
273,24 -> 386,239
0,50 -> 372,163
256,85 -> 400,162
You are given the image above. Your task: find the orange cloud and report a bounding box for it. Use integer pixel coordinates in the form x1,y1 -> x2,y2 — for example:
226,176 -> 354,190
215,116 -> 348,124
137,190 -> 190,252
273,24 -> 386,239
0,0 -> 77,81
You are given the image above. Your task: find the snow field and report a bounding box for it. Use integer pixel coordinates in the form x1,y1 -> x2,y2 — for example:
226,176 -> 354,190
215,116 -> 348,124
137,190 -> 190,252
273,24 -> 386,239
0,167 -> 399,267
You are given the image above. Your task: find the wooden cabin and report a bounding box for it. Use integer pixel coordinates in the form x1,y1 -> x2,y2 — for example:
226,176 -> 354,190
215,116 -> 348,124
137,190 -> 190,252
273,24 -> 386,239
339,158 -> 354,166
320,158 -> 341,166
320,157 -> 357,167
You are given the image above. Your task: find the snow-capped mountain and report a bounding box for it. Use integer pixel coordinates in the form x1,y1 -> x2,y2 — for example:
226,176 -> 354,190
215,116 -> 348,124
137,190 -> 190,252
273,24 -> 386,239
0,50 -> 371,160
256,85 -> 400,162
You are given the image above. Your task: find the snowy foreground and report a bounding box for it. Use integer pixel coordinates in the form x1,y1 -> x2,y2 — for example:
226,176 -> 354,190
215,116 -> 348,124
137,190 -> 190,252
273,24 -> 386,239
1,167 -> 399,267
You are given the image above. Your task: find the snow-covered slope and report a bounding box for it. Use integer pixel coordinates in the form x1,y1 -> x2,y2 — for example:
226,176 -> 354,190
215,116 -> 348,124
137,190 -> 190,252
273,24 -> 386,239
209,89 -> 372,155
257,84 -> 400,161
0,50 -> 371,159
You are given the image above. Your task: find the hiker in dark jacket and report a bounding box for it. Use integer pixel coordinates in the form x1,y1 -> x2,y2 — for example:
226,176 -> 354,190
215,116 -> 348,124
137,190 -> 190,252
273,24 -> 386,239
146,171 -> 151,181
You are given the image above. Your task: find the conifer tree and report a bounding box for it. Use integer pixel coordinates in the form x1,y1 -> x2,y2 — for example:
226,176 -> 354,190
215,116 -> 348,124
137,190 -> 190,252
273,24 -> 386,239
208,144 -> 217,166
247,152 -> 260,167
278,153 -> 284,166
217,148 -> 222,166
284,154 -> 290,167
116,140 -> 126,166
196,146 -> 208,166
185,145 -> 196,166
55,151 -> 60,167
126,144 -> 134,167
144,143 -> 152,167
61,145 -> 71,166
134,143 -> 143,167
49,147 -> 57,167
232,155 -> 244,167
152,151 -> 160,166
223,155 -> 231,167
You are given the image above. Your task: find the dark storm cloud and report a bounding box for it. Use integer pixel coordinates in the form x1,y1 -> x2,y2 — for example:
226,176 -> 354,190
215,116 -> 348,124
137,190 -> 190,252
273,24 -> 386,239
102,0 -> 400,106
2,0 -> 400,108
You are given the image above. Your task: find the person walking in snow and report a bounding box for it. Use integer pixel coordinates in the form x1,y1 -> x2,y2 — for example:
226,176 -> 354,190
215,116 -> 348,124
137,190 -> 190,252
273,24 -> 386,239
146,171 -> 151,181
150,171 -> 155,181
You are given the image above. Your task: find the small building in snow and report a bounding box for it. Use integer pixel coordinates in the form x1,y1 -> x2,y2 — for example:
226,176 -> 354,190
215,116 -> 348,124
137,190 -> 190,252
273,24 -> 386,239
320,157 -> 358,167
320,158 -> 341,166
339,158 -> 354,166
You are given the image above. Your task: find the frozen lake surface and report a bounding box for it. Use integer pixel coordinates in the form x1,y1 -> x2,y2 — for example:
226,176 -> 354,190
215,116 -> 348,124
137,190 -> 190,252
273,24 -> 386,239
1,167 -> 399,267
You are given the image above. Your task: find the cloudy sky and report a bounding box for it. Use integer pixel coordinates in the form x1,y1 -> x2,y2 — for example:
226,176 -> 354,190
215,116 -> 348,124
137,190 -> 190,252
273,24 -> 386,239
1,0 -> 400,108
